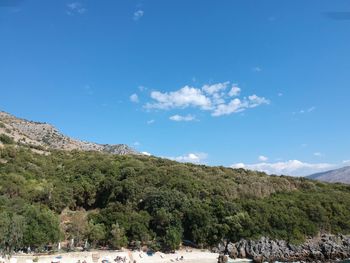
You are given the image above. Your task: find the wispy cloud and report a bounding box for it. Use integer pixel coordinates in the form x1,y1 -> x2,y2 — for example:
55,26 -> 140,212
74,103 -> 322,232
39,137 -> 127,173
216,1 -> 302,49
294,106 -> 316,115
169,152 -> 208,164
258,155 -> 268,162
231,160 -> 335,177
130,93 -> 139,103
146,119 -> 155,125
66,2 -> 87,15
313,152 -> 323,157
252,66 -> 262,72
144,82 -> 269,117
169,114 -> 196,122
138,85 -> 147,92
133,10 -> 144,21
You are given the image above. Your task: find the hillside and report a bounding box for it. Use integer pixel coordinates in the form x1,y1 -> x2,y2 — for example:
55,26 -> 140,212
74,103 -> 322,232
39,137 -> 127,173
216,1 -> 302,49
0,142 -> 350,255
0,111 -> 137,155
308,166 -> 350,184
1,111 -> 350,257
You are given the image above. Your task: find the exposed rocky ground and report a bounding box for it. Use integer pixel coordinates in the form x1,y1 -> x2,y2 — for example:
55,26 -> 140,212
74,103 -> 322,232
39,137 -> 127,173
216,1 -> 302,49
0,111 -> 138,155
215,235 -> 350,263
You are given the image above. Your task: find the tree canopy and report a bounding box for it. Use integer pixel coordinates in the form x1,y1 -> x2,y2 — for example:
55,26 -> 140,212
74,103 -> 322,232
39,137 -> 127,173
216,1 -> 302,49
0,145 -> 349,254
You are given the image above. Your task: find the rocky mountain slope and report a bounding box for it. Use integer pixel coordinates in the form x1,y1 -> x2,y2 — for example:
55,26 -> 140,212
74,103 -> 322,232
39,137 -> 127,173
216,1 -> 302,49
0,111 -> 138,155
308,166 -> 350,184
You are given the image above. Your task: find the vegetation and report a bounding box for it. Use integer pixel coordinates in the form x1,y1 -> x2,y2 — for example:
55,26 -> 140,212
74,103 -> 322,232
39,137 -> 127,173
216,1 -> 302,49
0,145 -> 349,254
0,134 -> 14,144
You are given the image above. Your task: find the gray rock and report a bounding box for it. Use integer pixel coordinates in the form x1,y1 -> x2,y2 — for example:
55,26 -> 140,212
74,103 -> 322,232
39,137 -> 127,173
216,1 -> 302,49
217,234 -> 350,262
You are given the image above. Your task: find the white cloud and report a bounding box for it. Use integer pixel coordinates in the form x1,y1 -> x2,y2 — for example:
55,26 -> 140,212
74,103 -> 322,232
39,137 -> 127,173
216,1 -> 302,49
169,114 -> 196,122
343,160 -> 350,165
133,10 -> 144,21
248,94 -> 270,108
231,160 -> 334,177
144,82 -> 269,117
145,86 -> 212,110
66,2 -> 86,15
211,98 -> 245,116
228,86 -> 241,97
170,152 -> 208,164
133,141 -> 140,146
147,119 -> 155,125
211,95 -> 269,116
278,92 -> 283,97
314,152 -> 322,157
258,155 -> 268,161
142,151 -> 151,156
202,82 -> 229,95
130,93 -> 139,103
252,66 -> 262,72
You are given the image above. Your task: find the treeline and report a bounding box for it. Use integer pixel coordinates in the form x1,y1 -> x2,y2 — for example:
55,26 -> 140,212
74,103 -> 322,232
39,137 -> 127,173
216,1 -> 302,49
0,145 -> 350,254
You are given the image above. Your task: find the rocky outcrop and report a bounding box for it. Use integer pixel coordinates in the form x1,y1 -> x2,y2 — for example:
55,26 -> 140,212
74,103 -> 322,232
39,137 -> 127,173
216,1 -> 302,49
0,111 -> 139,155
214,235 -> 350,262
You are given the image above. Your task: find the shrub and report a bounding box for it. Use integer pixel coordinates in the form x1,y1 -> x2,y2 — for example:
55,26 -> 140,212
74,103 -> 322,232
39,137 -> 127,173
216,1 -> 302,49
0,134 -> 14,144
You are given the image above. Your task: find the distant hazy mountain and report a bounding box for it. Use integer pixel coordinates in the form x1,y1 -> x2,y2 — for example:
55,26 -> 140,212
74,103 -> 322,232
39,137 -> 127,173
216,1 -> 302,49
0,111 -> 138,155
308,166 -> 350,184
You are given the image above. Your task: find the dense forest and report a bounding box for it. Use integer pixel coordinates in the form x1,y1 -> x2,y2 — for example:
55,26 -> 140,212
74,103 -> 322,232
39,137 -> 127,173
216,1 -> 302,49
0,142 -> 350,255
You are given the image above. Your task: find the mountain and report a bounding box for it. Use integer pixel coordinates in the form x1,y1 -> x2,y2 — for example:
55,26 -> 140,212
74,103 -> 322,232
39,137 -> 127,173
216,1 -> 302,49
0,111 -> 138,155
307,166 -> 350,184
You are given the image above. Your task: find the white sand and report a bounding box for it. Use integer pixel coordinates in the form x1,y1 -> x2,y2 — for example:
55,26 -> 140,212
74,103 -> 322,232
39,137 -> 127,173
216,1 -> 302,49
2,250 -> 222,263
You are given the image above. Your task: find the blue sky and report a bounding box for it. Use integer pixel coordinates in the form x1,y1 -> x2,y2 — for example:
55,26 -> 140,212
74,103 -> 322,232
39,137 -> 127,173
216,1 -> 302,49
1,0 -> 350,176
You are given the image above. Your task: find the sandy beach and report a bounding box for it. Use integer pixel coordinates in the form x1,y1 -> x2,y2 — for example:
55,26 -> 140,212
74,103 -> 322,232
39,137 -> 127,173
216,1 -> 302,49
1,250 -> 229,263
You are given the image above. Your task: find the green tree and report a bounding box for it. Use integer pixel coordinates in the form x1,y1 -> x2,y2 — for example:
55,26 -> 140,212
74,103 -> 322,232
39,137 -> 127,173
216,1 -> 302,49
23,205 -> 60,248
110,222 -> 128,249
87,221 -> 106,247
162,227 -> 182,252
0,212 -> 25,255
224,212 -> 253,242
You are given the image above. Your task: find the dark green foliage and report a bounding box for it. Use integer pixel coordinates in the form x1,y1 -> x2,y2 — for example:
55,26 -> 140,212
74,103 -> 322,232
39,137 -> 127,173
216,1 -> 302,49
23,205 -> 61,248
0,145 -> 349,253
0,134 -> 14,144
110,222 -> 128,249
0,211 -> 25,255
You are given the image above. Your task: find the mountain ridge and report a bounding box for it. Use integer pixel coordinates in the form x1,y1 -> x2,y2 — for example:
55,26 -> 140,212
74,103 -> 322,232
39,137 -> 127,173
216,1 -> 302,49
307,166 -> 350,184
0,111 -> 138,155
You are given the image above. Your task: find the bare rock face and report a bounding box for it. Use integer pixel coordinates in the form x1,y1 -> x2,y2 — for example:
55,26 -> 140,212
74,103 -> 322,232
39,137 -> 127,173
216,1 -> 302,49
216,234 -> 350,263
0,111 -> 138,155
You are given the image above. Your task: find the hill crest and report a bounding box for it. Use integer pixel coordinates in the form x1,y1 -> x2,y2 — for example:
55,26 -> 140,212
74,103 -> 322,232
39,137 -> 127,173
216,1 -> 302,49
0,111 -> 138,155
308,166 -> 350,184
